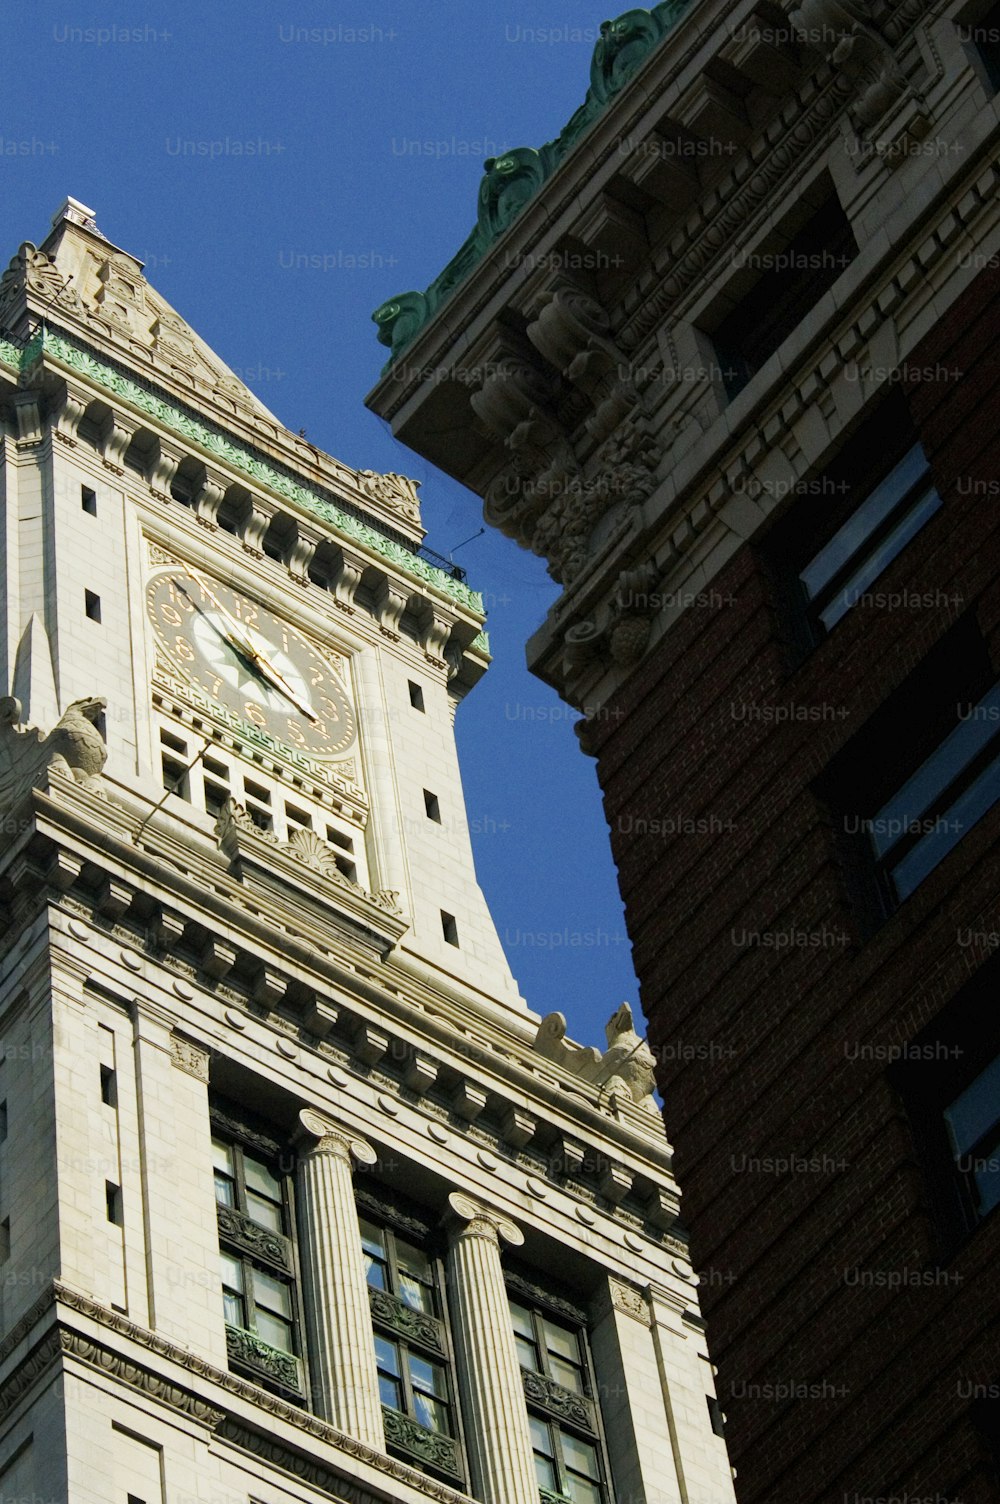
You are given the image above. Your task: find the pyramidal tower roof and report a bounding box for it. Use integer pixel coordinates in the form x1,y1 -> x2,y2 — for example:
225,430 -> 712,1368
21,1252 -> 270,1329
0,198 -> 439,558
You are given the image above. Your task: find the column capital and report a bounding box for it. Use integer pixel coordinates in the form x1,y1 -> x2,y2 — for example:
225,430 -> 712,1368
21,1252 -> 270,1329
446,1191 -> 524,1249
295,1108 -> 377,1168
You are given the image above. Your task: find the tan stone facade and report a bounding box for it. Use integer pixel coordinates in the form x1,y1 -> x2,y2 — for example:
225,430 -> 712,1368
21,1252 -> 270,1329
0,202 -> 734,1504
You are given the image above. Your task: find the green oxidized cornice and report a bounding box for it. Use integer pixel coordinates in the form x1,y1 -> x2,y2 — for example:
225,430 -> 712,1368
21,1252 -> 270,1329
21,325 -> 484,615
371,1 -> 694,369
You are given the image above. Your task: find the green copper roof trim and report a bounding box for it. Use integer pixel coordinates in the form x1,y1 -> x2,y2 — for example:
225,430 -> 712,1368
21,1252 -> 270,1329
24,325 -> 484,615
371,0 -> 695,369
0,337 -> 22,374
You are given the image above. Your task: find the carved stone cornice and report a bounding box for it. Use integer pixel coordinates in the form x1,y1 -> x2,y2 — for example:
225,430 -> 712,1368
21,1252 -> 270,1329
504,1271 -> 588,1327
215,800 -> 408,955
49,1281 -> 475,1504
209,1101 -> 284,1158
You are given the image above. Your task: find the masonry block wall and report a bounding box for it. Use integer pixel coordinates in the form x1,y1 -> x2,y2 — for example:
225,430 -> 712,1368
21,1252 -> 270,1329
588,258 -> 1000,1504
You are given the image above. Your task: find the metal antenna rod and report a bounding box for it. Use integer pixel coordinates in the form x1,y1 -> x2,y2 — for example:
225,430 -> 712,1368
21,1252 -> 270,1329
134,739 -> 209,841
446,527 -> 485,558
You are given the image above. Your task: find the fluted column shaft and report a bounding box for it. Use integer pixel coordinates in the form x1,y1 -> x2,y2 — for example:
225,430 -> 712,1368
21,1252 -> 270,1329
295,1110 -> 385,1446
445,1192 -> 538,1504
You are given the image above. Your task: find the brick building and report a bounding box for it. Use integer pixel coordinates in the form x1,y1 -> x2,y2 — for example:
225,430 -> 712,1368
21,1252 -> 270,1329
366,1 -> 1000,1500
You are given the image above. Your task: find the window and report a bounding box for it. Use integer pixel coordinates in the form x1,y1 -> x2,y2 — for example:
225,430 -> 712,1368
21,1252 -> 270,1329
211,1104 -> 304,1399
507,1283 -> 609,1504
821,616 -> 1000,917
100,1066 -> 116,1108
870,678 -> 1000,901
85,589 -> 102,622
0,1218 -> 8,1263
409,681 -> 425,711
242,778 -> 273,833
357,1194 -> 464,1484
202,756 -> 231,819
325,825 -> 358,882
961,1 -> 1000,91
708,184 -> 857,400
797,440 -> 940,636
81,485 -> 97,515
892,962 -> 1000,1249
0,1101 -> 6,1141
441,912 -> 459,947
424,790 -> 441,823
763,393 -> 941,653
160,729 -> 191,801
106,1181 -> 123,1225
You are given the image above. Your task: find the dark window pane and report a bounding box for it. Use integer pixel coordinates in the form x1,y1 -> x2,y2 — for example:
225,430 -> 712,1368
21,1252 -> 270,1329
801,444 -> 929,596
214,1171 -> 235,1207
945,1054 -> 1000,1156
873,682 -> 1000,856
256,1309 -> 294,1353
375,1335 -> 401,1376
245,1190 -> 283,1233
890,749 -> 1000,898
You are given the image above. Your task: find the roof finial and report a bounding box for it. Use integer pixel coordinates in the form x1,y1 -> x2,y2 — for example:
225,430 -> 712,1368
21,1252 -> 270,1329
51,197 -> 98,232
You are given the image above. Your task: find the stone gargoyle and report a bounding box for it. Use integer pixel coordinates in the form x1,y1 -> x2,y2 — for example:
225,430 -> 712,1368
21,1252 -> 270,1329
0,695 -> 107,817
533,1001 -> 658,1110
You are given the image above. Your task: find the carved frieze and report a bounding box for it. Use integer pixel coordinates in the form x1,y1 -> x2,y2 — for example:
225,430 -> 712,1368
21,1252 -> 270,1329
225,1322 -> 301,1393
381,1405 -> 463,1479
368,1286 -> 447,1357
521,1367 -> 596,1431
609,1277 -> 652,1325
217,1205 -> 293,1276
169,1034 -> 209,1082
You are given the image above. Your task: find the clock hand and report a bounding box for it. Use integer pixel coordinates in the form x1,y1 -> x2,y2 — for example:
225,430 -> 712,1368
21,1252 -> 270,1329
183,569 -> 320,723
243,651 -> 320,723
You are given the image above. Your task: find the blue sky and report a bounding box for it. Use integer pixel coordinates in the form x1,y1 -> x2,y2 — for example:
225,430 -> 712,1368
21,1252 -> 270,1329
4,0 -> 641,1045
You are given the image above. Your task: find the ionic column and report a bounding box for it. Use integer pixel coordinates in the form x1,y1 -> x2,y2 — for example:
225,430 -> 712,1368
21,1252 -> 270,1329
294,1109 -> 384,1446
445,1192 -> 538,1504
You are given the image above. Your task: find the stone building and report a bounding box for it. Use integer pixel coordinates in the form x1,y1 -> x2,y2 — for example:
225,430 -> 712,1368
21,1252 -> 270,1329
366,1 -> 1000,1501
0,198 -> 734,1504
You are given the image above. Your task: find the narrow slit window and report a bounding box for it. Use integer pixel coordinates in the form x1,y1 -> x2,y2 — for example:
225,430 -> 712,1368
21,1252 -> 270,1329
441,912 -> 459,947
424,790 -> 441,823
408,681 -> 425,712
81,485 -> 97,515
106,1181 -> 123,1226
85,589 -> 102,622
0,1218 -> 9,1263
0,1100 -> 6,1141
100,1066 -> 117,1108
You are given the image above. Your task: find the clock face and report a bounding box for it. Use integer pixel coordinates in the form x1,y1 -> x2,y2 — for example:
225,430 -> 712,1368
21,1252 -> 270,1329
146,568 -> 355,758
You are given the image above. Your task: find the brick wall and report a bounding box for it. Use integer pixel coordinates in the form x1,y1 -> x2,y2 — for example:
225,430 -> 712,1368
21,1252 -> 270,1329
590,260 -> 1000,1504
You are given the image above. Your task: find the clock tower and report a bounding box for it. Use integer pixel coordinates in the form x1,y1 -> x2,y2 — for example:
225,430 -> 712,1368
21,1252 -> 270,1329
0,200 -> 734,1504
